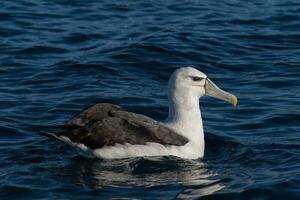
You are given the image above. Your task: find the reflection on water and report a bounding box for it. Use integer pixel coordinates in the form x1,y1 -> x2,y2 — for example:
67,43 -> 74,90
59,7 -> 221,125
52,156 -> 224,198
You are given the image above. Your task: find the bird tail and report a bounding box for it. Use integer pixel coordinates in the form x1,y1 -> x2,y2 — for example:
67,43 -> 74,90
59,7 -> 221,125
39,131 -> 76,146
38,131 -> 95,158
39,131 -> 62,142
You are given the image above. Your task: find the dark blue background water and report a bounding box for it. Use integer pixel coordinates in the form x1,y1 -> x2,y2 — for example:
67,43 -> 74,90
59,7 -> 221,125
1,0 -> 299,199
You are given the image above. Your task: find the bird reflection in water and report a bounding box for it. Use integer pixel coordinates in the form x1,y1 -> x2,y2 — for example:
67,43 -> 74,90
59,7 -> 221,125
51,156 -> 224,198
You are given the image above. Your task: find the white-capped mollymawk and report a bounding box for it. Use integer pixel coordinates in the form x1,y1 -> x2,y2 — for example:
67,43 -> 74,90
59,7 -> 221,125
40,67 -> 237,159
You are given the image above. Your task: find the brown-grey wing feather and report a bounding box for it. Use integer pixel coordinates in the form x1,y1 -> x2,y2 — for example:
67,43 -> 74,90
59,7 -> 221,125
110,110 -> 189,146
57,106 -> 188,149
66,103 -> 122,127
60,116 -> 163,149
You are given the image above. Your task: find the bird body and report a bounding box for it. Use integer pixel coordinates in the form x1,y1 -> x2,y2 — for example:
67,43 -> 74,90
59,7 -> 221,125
41,67 -> 237,159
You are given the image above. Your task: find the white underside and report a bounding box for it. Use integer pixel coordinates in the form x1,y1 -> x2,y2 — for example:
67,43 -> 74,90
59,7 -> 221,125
58,136 -> 203,160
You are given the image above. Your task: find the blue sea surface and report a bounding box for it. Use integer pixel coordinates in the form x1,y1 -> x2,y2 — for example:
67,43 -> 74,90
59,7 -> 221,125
1,0 -> 300,199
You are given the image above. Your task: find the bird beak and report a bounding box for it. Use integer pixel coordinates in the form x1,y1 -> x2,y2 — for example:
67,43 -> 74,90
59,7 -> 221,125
205,78 -> 238,106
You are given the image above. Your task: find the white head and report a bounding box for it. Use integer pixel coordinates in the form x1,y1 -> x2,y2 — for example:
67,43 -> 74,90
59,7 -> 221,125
167,67 -> 237,121
168,67 -> 207,101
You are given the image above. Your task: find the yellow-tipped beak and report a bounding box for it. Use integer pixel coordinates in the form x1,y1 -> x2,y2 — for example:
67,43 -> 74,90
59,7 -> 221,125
205,78 -> 238,107
231,95 -> 238,106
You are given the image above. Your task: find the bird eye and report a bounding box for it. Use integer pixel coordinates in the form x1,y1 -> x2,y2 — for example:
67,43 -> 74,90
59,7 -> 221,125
191,76 -> 204,81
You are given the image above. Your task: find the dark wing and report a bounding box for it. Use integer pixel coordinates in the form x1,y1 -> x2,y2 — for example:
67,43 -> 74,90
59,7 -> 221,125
66,103 -> 122,127
47,103 -> 188,149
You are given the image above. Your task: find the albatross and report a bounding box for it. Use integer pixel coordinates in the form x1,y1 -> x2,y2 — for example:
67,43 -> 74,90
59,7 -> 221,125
40,67 -> 237,159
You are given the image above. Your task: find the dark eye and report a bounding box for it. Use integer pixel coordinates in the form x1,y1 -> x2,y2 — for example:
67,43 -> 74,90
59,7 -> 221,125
191,76 -> 204,81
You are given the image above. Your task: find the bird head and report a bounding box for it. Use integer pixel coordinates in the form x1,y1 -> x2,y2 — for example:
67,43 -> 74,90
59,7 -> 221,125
168,67 -> 237,106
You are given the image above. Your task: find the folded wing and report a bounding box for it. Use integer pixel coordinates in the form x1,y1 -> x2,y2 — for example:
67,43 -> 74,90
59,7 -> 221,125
47,103 -> 188,149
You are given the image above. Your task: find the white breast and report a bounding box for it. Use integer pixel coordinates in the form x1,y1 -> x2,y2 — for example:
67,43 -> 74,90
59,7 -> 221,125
92,142 -> 203,159
58,135 -> 203,159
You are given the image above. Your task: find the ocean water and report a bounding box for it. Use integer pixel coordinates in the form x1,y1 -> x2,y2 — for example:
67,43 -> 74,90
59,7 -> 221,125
1,0 -> 300,199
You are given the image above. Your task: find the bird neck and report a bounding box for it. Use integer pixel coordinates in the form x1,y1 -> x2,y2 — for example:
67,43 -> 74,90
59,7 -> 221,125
165,94 -> 204,148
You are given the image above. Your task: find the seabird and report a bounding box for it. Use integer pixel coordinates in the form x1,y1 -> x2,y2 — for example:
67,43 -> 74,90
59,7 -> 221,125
40,67 -> 237,159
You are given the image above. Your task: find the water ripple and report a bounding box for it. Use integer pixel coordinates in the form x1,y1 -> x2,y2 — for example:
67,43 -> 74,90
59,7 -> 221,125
0,0 -> 300,199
